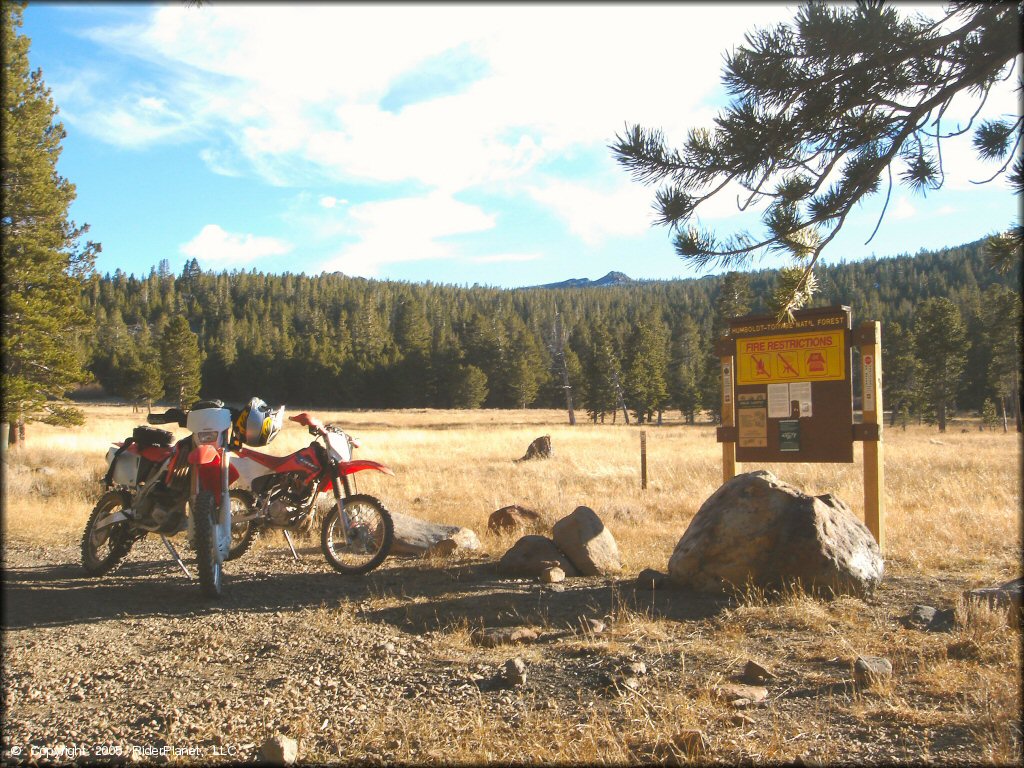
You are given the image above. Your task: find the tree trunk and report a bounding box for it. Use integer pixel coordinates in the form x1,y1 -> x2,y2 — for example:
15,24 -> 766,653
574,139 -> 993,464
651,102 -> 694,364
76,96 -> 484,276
938,402 -> 946,432
1013,370 -> 1022,433
0,422 -> 8,455
1001,396 -> 1008,433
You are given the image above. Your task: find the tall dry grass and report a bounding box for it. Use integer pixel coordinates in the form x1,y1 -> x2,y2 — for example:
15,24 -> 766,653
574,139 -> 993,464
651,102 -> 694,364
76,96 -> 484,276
2,405 -> 1021,764
2,404 -> 1021,579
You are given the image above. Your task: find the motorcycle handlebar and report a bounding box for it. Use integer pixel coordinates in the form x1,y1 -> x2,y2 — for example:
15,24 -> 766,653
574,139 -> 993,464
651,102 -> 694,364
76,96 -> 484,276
147,408 -> 187,427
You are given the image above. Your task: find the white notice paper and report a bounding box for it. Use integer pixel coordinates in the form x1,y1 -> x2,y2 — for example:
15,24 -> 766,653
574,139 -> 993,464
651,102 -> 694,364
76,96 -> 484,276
790,381 -> 812,418
767,384 -> 791,418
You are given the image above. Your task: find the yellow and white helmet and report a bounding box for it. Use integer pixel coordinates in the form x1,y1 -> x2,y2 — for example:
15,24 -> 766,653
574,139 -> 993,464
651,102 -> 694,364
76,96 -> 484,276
235,397 -> 284,447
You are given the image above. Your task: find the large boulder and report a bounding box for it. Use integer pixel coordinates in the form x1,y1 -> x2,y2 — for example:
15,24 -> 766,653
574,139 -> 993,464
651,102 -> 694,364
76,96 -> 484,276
498,534 -> 579,578
552,506 -> 622,576
389,510 -> 481,558
667,471 -> 883,597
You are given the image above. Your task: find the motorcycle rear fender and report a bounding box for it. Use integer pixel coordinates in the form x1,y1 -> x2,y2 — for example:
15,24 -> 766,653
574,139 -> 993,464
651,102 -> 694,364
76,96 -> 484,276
113,441 -> 174,463
94,510 -> 129,530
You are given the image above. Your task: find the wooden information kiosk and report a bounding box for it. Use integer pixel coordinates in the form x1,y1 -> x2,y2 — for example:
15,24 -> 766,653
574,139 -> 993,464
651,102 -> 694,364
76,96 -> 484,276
716,305 -> 885,550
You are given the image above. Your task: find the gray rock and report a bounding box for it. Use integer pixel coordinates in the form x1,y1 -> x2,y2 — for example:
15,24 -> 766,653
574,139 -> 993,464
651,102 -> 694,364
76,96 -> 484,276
741,660 -> 775,685
258,735 -> 298,765
540,566 -> 565,584
668,471 -> 883,597
552,506 -> 622,576
498,535 -> 579,578
471,627 -> 539,648
713,683 -> 768,708
636,568 -> 668,590
389,510 -> 480,558
488,505 -> 542,534
900,604 -> 955,632
964,577 -> 1023,611
853,656 -> 893,688
504,657 -> 527,687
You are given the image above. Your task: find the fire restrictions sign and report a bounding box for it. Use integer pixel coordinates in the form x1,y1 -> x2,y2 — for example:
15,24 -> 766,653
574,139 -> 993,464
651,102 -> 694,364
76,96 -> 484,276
735,330 -> 846,384
720,306 -> 854,463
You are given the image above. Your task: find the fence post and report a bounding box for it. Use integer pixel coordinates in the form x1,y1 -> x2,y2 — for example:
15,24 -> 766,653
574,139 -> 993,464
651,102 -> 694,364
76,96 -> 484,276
859,321 -> 884,551
640,430 -> 647,490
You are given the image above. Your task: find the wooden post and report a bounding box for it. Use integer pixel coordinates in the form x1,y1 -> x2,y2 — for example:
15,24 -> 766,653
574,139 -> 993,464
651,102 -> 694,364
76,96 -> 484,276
859,321 -> 885,551
640,430 -> 647,490
720,353 -> 737,482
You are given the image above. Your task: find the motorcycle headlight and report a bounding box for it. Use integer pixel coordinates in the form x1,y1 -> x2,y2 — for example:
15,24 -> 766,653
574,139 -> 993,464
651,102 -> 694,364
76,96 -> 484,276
196,430 -> 220,445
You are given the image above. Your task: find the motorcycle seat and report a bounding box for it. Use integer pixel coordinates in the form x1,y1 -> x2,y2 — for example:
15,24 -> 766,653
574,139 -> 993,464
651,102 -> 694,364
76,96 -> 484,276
236,446 -> 293,471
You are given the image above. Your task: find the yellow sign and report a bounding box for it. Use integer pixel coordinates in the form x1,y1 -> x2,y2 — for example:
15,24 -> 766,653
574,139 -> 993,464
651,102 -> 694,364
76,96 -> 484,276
736,330 -> 845,384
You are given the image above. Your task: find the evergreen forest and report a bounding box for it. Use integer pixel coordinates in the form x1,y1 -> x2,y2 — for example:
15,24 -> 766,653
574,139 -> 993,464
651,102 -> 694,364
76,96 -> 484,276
79,238 -> 1022,431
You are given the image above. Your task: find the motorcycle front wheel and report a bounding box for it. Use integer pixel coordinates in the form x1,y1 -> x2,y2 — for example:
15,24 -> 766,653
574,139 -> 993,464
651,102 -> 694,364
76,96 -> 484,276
192,490 -> 223,598
321,494 -> 394,575
226,489 -> 257,561
81,490 -> 135,576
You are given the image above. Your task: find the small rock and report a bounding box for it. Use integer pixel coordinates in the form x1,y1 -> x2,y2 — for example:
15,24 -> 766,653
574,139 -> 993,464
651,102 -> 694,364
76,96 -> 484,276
471,627 -> 539,648
713,683 -> 768,708
540,566 -> 565,584
741,660 -> 775,685
625,661 -> 647,677
900,604 -> 956,632
853,656 -> 893,688
635,568 -> 667,590
504,658 -> 527,687
488,506 -> 542,534
258,735 -> 298,765
581,617 -> 605,635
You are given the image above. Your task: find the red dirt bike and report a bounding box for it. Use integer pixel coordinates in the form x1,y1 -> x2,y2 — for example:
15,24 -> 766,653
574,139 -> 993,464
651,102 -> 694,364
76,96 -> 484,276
81,400 -> 250,598
228,412 -> 396,574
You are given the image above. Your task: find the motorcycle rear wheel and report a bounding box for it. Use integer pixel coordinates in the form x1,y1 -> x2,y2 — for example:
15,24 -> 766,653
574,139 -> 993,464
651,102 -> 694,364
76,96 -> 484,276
226,489 -> 258,561
321,494 -> 394,575
193,490 -> 223,598
81,490 -> 135,576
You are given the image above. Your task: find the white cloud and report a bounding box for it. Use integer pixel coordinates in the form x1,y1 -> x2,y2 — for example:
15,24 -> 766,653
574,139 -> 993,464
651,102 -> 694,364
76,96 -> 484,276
527,178 -> 655,245
319,196 -> 348,209
470,253 -> 542,264
180,224 -> 293,265
891,197 -> 917,221
319,192 -> 496,277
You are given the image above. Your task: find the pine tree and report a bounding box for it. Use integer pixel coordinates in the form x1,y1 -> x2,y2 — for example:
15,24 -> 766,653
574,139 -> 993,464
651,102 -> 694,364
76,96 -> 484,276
914,298 -> 967,432
160,315 -> 202,409
2,1 -> 98,444
702,273 -> 752,423
582,323 -> 621,424
624,316 -> 670,424
882,321 -> 920,427
670,315 -> 704,423
982,285 -> 1022,432
612,2 -> 1022,315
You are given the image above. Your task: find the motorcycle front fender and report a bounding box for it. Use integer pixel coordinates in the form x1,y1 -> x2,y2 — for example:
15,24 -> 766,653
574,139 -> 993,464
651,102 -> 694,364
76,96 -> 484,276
188,445 -> 221,466
339,459 -> 395,477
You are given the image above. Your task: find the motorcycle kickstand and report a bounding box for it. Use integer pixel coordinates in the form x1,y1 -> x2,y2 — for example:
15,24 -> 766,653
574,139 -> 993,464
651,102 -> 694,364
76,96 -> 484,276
160,535 -> 193,580
282,529 -> 300,562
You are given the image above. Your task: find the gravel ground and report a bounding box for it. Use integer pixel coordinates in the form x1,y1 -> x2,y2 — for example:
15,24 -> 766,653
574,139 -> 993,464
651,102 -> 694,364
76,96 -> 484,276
2,536 -> 1019,765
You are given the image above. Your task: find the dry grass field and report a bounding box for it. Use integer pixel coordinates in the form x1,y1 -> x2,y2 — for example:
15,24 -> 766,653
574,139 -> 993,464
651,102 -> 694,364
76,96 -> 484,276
2,404 -> 1021,765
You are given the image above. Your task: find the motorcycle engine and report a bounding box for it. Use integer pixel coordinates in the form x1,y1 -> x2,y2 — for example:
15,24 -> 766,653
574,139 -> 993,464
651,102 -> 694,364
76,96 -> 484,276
268,499 -> 296,526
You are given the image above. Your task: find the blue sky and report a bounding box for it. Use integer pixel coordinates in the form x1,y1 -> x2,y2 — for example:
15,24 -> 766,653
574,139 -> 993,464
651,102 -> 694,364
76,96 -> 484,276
22,2 -> 1021,288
